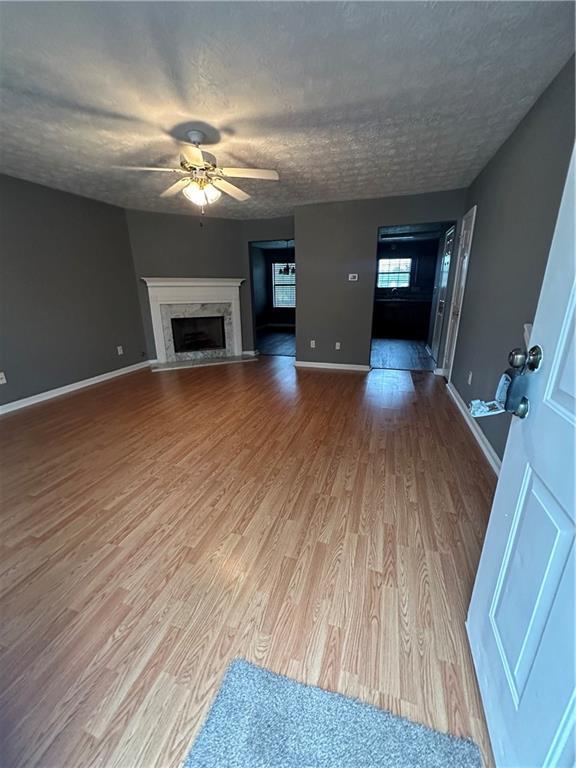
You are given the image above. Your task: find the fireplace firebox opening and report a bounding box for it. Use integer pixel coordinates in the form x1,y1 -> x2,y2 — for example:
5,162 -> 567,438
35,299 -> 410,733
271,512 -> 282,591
171,316 -> 226,353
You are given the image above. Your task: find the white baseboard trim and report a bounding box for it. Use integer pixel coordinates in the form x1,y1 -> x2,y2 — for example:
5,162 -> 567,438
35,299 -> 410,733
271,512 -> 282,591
242,350 -> 258,357
0,361 -> 152,415
434,367 -> 448,377
446,382 -> 501,475
295,360 -> 370,372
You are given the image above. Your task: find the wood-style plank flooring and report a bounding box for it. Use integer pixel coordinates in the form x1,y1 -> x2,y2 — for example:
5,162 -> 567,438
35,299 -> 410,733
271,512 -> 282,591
0,357 -> 496,767
256,328 -> 296,357
370,339 -> 435,371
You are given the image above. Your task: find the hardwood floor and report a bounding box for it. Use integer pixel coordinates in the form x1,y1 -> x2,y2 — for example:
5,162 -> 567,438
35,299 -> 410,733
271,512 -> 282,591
256,328 -> 296,356
370,338 -> 435,371
0,357 -> 496,767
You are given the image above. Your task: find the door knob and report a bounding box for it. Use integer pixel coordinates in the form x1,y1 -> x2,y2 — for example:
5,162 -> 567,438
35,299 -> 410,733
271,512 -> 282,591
471,345 -> 542,422
514,396 -> 530,419
508,348 -> 527,368
508,345 -> 543,372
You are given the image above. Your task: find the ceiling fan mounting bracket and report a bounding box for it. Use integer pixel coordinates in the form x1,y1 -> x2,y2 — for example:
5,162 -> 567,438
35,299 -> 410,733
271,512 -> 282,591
186,129 -> 206,146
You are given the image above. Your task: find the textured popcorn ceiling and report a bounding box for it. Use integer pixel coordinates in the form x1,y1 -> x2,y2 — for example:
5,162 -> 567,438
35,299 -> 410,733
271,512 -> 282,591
0,2 -> 573,219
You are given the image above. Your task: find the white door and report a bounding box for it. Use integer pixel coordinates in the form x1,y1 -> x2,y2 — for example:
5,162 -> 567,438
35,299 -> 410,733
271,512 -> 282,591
431,225 -> 455,362
467,151 -> 575,767
445,206 -> 477,378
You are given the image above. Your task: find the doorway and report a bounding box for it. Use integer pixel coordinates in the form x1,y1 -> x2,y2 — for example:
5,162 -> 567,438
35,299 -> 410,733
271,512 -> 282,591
370,222 -> 456,371
249,239 -> 296,357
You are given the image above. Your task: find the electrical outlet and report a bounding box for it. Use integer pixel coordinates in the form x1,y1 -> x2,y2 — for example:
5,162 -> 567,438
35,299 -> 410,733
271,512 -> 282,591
335,342 -> 341,351
310,340 -> 316,349
117,345 -> 124,356
467,370 -> 473,386
348,273 -> 358,282
0,371 -> 6,385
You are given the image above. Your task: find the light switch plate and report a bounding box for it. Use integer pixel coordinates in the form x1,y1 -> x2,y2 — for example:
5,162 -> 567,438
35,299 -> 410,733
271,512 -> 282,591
117,346 -> 124,356
348,273 -> 359,282
0,372 -> 6,385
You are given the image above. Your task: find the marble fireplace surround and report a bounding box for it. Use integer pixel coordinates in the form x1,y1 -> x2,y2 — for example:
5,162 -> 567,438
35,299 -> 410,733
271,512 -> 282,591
141,278 -> 245,364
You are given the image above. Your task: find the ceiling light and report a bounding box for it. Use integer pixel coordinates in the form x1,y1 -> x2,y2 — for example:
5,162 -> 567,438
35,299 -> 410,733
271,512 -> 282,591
183,179 -> 222,209
183,180 -> 206,206
204,183 -> 222,204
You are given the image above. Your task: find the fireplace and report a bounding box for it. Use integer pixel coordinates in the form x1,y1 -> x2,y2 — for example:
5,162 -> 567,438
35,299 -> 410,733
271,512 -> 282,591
171,316 -> 225,353
141,278 -> 245,364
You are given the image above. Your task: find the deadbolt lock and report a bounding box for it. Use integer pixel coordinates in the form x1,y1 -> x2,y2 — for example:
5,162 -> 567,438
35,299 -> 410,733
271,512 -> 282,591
508,345 -> 543,373
527,345 -> 543,372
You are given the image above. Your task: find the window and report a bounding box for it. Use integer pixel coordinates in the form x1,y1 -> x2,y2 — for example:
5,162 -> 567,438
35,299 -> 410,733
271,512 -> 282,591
377,257 -> 412,288
272,263 -> 296,307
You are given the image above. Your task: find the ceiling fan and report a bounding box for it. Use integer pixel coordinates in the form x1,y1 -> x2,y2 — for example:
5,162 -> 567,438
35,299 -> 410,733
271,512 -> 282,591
118,130 -> 279,212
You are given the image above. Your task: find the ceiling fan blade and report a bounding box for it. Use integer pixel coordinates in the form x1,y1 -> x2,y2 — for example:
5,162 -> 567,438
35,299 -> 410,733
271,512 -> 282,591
160,178 -> 190,198
212,178 -> 250,202
112,166 -> 183,173
180,145 -> 205,167
221,167 -> 279,181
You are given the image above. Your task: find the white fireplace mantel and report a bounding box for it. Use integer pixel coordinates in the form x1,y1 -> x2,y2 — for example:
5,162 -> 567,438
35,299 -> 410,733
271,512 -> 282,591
141,277 -> 245,363
142,278 -> 244,289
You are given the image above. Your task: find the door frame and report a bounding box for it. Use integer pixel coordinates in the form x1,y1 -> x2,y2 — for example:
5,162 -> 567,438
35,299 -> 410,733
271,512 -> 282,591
370,220 -> 456,371
248,238 -> 296,356
441,205 -> 477,380
429,224 -> 456,364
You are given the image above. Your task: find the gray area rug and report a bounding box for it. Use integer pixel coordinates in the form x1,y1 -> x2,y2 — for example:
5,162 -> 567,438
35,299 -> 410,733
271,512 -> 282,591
184,659 -> 482,767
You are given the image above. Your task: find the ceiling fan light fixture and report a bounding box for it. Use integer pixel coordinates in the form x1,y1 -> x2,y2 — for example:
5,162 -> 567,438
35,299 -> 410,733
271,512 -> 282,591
183,180 -> 207,206
125,139 -> 277,207
183,179 -> 221,208
204,183 -> 222,204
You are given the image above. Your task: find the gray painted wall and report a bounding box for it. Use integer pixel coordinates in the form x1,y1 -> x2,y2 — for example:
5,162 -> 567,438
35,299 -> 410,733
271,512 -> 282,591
126,212 -> 296,358
242,218 -> 295,245
0,174 -> 146,405
125,211 -> 249,356
451,58 -> 575,459
294,190 -> 467,366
